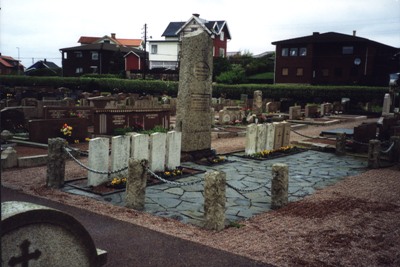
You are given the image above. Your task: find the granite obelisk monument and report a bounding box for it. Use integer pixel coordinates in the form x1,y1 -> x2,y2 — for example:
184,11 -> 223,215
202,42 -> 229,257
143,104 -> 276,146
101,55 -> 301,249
175,30 -> 213,159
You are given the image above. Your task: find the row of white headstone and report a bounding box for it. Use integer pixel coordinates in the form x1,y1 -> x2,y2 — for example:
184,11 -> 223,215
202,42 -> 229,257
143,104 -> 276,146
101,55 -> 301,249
87,131 -> 182,187
245,122 -> 291,155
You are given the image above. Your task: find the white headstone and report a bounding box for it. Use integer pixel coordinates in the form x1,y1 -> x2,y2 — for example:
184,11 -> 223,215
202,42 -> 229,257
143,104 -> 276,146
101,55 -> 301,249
111,135 -> 130,177
245,124 -> 258,155
256,124 -> 267,152
266,123 -> 275,150
88,137 -> 109,187
149,133 -> 167,172
281,121 -> 291,147
131,133 -> 149,161
166,131 -> 182,170
382,93 -> 391,116
273,122 -> 284,149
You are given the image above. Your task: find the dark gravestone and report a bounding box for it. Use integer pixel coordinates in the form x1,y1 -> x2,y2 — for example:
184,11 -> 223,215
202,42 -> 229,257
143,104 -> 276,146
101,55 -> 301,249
93,109 -> 170,135
0,108 -> 26,133
353,122 -> 377,153
28,118 -> 89,144
2,201 -> 107,266
378,116 -> 398,140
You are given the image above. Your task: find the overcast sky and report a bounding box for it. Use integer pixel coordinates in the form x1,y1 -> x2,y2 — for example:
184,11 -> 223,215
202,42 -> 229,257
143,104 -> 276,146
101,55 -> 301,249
1,0 -> 399,68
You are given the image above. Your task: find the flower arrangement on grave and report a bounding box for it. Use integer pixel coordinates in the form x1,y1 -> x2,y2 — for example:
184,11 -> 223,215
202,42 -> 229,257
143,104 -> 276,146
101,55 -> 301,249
60,123 -> 73,136
249,145 -> 299,159
207,155 -> 226,164
162,166 -> 183,178
107,177 -> 127,189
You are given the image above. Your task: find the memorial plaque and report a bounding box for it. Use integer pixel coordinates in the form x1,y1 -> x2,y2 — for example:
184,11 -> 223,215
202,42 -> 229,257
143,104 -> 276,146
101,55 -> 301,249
194,61 -> 210,81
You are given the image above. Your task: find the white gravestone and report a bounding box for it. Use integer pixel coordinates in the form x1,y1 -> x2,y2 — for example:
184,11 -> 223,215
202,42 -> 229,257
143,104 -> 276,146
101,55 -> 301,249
256,124 -> 267,152
273,122 -> 284,149
166,131 -> 182,170
111,135 -> 130,177
245,124 -> 258,155
149,133 -> 166,172
131,133 -> 149,161
88,137 -> 109,187
281,121 -> 291,147
266,123 -> 275,150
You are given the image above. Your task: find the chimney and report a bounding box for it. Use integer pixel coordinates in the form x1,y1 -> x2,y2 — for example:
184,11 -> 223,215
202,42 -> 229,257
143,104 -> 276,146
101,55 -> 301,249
353,30 -> 356,36
193,13 -> 200,17
111,33 -> 116,39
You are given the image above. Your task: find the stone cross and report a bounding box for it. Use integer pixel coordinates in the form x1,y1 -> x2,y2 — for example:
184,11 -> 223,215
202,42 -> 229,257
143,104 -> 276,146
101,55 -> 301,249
8,239 -> 41,267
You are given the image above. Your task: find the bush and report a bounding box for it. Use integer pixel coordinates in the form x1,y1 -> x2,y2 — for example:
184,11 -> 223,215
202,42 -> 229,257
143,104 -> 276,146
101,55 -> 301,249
216,64 -> 247,84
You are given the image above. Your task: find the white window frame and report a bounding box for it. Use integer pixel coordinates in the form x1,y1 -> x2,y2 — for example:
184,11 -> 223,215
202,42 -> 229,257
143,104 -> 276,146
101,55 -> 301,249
91,51 -> 99,60
151,45 -> 158,54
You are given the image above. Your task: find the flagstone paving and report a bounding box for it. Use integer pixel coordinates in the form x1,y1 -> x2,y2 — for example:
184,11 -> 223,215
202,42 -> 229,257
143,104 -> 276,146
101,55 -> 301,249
62,150 -> 367,227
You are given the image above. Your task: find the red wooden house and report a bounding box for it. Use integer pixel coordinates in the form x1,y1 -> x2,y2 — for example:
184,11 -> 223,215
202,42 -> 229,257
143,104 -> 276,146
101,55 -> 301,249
272,32 -> 399,86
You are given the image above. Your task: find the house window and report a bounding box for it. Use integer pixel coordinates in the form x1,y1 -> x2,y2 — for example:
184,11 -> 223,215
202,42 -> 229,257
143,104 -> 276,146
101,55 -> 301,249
220,31 -> 224,41
322,69 -> 329,77
342,46 -> 354,55
300,48 -> 307,56
219,48 -> 225,58
282,48 -> 289,57
91,52 -> 99,60
290,48 -> 298,56
75,51 -> 82,58
90,66 -> 98,73
75,67 -> 83,74
282,68 -> 289,76
151,45 -> 158,54
296,68 -> 304,76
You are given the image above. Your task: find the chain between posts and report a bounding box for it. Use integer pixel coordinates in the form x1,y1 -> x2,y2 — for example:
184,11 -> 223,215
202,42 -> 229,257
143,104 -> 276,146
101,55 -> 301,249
63,146 -> 128,175
226,181 -> 268,193
145,167 -> 204,186
290,128 -> 333,140
380,142 -> 394,154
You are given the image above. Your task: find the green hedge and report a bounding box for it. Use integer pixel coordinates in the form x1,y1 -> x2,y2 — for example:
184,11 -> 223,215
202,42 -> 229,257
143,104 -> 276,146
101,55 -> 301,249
0,76 -> 387,103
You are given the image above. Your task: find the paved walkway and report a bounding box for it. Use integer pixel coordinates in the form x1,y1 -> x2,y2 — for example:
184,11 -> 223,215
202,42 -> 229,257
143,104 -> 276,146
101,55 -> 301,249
62,150 -> 367,227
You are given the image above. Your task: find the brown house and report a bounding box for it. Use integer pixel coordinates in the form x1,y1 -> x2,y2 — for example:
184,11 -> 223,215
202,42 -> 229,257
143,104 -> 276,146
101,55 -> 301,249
0,54 -> 24,75
59,43 -> 147,77
272,32 -> 399,86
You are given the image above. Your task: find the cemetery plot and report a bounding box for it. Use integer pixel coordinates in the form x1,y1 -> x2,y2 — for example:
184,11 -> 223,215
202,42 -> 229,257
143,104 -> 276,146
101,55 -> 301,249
64,166 -> 206,196
194,155 -> 235,166
234,146 -> 307,161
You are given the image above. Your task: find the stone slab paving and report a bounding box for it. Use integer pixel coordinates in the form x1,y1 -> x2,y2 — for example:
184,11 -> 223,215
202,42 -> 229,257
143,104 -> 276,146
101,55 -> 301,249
63,150 -> 367,228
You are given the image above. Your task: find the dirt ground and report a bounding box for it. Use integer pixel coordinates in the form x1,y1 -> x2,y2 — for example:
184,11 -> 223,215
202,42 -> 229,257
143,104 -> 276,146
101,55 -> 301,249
2,118 -> 400,266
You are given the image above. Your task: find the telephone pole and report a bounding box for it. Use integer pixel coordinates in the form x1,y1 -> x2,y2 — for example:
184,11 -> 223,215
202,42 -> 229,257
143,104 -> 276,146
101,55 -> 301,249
142,24 -> 148,80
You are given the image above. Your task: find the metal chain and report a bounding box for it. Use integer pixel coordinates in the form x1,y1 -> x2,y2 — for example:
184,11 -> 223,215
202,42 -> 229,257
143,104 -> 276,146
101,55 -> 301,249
290,128 -> 333,140
65,145 -> 89,156
226,181 -> 267,193
381,142 -> 395,154
63,146 -> 128,175
146,168 -> 204,186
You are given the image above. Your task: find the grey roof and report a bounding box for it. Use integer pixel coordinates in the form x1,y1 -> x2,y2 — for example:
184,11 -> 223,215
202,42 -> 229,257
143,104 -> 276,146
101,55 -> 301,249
162,19 -> 231,39
272,32 -> 397,49
60,43 -> 146,56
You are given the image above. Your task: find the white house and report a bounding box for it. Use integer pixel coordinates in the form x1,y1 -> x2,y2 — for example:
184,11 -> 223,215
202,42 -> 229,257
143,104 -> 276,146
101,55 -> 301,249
148,13 -> 231,70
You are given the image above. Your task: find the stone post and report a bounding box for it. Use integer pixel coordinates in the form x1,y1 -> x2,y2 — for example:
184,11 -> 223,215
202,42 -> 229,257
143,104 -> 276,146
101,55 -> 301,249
368,139 -> 381,169
125,159 -> 148,211
46,138 -> 66,188
204,171 -> 226,231
271,163 -> 288,210
389,136 -> 400,163
335,133 -> 346,155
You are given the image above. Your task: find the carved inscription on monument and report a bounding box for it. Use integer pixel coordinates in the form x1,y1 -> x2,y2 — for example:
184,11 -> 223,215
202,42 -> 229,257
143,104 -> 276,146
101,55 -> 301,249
194,61 -> 210,81
112,115 -> 126,126
190,94 -> 210,112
